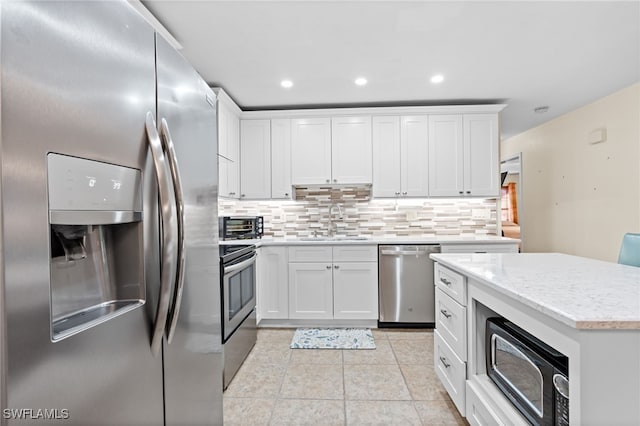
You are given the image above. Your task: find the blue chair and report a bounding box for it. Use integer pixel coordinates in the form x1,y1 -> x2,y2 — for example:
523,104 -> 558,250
618,233 -> 640,267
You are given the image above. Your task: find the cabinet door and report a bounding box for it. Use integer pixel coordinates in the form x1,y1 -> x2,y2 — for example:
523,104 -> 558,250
217,103 -> 229,159
218,155 -> 239,198
331,116 -> 372,184
401,115 -> 429,197
372,116 -> 401,197
333,262 -> 378,320
240,119 -> 271,199
271,118 -> 292,199
288,263 -> 333,319
463,114 -> 499,197
428,115 -> 464,196
291,118 -> 331,185
258,247 -> 289,320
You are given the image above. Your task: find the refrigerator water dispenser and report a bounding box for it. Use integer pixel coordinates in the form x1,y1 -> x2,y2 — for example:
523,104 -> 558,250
47,153 -> 144,341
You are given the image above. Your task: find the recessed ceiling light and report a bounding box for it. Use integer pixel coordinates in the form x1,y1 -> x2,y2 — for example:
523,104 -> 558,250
534,106 -> 549,114
355,77 -> 368,86
430,74 -> 444,84
280,80 -> 293,88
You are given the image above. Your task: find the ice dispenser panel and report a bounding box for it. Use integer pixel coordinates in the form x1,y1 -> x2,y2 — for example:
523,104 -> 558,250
47,154 -> 144,341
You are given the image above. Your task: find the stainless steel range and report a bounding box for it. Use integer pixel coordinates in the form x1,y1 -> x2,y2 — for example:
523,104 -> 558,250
220,244 -> 258,388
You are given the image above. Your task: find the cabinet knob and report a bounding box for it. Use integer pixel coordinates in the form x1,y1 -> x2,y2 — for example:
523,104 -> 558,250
459,191 -> 463,195
395,191 -> 400,195
334,265 -> 339,269
229,192 -> 235,196
326,265 -> 331,270
466,191 -> 471,194
241,194 -> 245,197
285,193 -> 289,197
402,191 -> 407,196
333,179 -> 337,183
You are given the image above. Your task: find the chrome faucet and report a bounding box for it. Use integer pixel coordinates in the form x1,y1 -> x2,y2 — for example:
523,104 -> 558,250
328,203 -> 344,237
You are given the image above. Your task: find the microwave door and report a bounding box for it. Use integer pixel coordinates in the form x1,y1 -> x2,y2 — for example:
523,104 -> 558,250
492,334 -> 544,419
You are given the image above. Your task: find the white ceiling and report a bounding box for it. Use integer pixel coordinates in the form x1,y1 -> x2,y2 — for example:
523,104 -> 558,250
141,1 -> 639,140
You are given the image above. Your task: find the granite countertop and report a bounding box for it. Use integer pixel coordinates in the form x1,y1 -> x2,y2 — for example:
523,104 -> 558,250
430,252 -> 640,330
220,235 -> 520,246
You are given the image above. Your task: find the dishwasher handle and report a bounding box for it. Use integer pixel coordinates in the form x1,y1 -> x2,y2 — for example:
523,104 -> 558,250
379,246 -> 440,256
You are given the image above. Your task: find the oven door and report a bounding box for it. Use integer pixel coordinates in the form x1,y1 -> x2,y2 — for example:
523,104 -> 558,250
222,251 -> 257,342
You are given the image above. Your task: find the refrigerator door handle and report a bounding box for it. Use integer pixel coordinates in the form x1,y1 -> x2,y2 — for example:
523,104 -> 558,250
160,118 -> 186,344
145,112 -> 178,357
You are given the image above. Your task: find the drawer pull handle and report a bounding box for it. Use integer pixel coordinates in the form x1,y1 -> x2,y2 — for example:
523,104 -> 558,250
440,309 -> 452,319
439,356 -> 451,369
441,278 -> 452,286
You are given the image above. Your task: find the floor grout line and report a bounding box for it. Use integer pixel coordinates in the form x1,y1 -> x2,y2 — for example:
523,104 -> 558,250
224,328 -> 464,425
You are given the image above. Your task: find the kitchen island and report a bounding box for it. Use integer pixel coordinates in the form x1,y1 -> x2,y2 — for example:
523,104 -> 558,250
430,252 -> 640,425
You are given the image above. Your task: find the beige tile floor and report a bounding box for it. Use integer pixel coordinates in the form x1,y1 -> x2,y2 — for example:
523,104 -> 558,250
223,328 -> 468,425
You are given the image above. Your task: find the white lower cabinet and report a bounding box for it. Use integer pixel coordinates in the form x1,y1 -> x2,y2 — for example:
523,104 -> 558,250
288,263 -> 333,319
434,264 -> 468,417
333,262 -> 378,319
435,288 -> 466,357
287,245 -> 378,320
257,246 -> 289,320
466,380 -> 504,426
434,330 -> 466,414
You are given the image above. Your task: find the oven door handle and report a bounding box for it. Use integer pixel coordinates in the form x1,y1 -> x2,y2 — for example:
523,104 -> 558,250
145,112 -> 178,357
224,252 -> 258,275
160,118 -> 186,345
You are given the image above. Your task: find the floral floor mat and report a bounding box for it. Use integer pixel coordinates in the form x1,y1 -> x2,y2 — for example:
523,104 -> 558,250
290,328 -> 376,349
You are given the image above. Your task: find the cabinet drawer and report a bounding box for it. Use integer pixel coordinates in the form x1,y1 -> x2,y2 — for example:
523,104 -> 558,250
466,380 -> 504,426
435,288 -> 467,361
435,264 -> 466,305
332,245 -> 377,262
288,246 -> 333,262
434,330 -> 466,416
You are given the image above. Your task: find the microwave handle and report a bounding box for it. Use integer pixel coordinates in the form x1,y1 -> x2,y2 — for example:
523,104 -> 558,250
145,112 -> 178,357
160,118 -> 186,344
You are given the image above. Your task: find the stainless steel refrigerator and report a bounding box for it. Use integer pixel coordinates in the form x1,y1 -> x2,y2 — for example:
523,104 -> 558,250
0,2 -> 222,425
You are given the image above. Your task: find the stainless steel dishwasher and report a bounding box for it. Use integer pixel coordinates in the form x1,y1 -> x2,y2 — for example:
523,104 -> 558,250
378,245 -> 441,326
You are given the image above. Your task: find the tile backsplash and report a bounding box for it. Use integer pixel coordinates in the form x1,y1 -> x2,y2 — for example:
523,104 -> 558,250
219,186 -> 498,238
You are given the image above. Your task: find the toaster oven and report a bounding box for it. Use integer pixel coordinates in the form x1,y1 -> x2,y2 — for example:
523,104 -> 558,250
219,216 -> 263,240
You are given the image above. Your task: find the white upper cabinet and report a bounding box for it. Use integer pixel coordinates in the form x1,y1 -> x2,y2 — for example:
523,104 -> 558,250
372,116 -> 402,197
215,89 -> 240,198
271,119 -> 292,199
428,115 -> 464,196
464,114 -> 499,197
401,115 -> 429,197
291,118 -> 332,185
331,116 -> 372,184
240,119 -> 271,199
373,115 -> 429,198
426,114 -> 499,197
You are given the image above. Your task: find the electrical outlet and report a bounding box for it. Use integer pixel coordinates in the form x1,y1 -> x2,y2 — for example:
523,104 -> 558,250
471,208 -> 490,220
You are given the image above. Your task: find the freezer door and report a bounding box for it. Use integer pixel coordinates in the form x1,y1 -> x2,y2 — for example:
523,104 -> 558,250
0,2 -> 164,425
155,36 -> 223,425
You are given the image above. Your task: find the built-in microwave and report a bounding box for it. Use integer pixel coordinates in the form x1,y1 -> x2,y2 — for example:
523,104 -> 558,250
486,317 -> 569,426
219,216 -> 263,240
